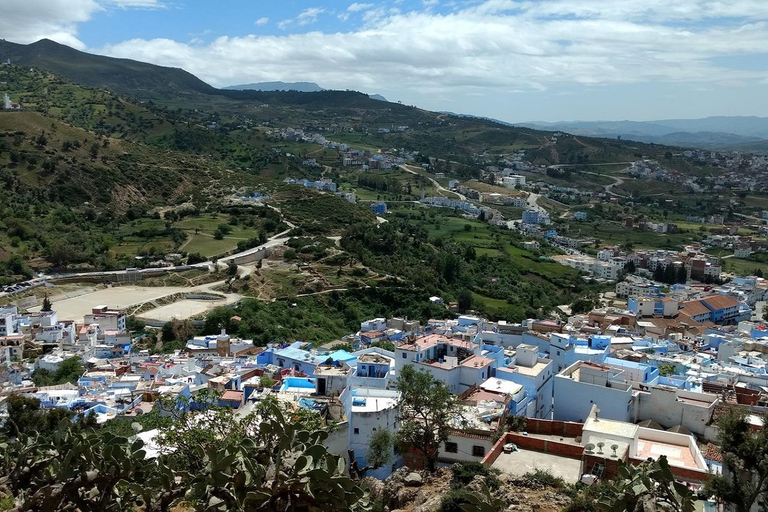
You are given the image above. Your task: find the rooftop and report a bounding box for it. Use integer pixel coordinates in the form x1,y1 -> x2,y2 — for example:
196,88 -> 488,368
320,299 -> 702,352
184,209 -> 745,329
635,438 -> 697,469
583,417 -> 639,440
505,360 -> 550,377
493,449 -> 581,484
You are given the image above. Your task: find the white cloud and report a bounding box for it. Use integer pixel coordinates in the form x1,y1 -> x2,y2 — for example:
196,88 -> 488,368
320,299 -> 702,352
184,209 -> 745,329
0,0 -> 101,49
7,0 -> 768,118
103,0 -> 165,9
255,17 -> 269,26
296,7 -> 325,25
348,2 -> 374,12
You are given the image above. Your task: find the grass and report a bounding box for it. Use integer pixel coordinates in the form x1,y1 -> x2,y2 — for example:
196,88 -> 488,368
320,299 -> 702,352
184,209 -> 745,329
723,257 -> 768,277
471,292 -> 509,309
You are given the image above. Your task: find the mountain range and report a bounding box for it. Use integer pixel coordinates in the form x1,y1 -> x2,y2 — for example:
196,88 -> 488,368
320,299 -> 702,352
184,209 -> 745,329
223,81 -> 325,93
519,117 -> 768,152
0,38 -> 764,154
0,39 -> 391,106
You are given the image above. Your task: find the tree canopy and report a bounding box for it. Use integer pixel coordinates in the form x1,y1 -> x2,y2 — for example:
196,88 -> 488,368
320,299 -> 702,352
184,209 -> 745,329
707,408 -> 768,512
396,365 -> 458,472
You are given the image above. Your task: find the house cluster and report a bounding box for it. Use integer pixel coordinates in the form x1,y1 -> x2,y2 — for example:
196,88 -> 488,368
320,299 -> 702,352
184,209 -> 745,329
2,93 -> 20,110
283,177 -> 337,192
550,246 -> 728,283
341,149 -> 404,170
10,291 -> 768,487
0,305 -> 129,388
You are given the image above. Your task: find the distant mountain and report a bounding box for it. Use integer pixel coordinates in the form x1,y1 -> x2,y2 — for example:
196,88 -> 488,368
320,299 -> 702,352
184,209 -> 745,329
0,38 -> 216,98
369,94 -> 388,102
519,117 -> 768,151
222,81 -> 325,92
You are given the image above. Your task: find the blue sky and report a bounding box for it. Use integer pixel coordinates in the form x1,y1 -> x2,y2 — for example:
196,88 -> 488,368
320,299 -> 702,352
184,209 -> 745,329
2,0 -> 768,122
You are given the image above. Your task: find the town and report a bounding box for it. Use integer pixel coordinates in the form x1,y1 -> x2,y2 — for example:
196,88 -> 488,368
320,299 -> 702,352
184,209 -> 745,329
3,252 -> 768,492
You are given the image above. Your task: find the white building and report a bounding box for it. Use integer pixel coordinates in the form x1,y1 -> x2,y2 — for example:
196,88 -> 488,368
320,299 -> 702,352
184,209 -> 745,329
502,175 -> 526,189
342,387 -> 399,470
0,306 -> 17,336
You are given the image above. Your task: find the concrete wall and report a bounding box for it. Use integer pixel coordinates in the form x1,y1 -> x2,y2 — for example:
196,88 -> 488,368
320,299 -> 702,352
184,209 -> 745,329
525,418 -> 584,437
323,421 -> 350,459
440,432 -> 495,463
507,432 -> 583,459
554,373 -> 633,423
635,386 -> 717,435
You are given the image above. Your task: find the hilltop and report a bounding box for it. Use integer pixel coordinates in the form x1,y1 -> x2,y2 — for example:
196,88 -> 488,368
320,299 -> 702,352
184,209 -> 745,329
0,39 -> 216,100
521,116 -> 768,152
223,81 -> 325,92
0,38 -> 704,165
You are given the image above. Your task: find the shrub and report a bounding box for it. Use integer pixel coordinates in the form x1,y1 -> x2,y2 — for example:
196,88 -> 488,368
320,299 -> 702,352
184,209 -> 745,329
450,461 -> 500,491
438,489 -> 468,512
521,469 -> 565,488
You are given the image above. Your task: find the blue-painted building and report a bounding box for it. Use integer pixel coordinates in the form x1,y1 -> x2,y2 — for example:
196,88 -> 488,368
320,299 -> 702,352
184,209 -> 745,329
256,342 -> 357,375
369,202 -> 387,215
522,210 -> 539,225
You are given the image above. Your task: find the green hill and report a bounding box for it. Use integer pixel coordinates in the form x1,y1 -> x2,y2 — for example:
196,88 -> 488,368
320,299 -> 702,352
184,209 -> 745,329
0,39 -> 216,99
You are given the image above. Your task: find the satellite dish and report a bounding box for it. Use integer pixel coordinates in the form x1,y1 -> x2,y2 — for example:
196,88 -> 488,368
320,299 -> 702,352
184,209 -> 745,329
597,442 -> 605,454
611,444 -> 619,457
585,443 -> 595,454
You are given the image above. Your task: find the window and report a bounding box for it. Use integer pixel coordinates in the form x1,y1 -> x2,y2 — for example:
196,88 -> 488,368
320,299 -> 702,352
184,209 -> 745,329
402,353 -> 407,358
354,428 -> 359,435
372,428 -> 377,432
445,442 -> 458,453
472,445 -> 486,457
556,350 -> 560,356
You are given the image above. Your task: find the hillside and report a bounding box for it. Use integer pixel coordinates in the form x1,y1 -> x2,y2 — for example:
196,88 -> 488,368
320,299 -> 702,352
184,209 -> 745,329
0,39 -> 708,166
521,116 -> 768,151
223,81 -> 325,92
0,39 -> 216,100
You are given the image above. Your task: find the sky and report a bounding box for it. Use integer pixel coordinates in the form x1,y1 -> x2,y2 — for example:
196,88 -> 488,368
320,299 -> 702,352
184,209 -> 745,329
2,0 -> 768,122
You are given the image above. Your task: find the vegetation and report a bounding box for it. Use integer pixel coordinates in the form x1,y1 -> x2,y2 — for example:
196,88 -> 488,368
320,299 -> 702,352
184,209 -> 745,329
0,391 -> 368,511
596,457 -> 695,512
395,365 -> 458,473
30,357 -> 83,387
521,469 -> 565,489
707,408 -> 768,512
202,288 -> 452,347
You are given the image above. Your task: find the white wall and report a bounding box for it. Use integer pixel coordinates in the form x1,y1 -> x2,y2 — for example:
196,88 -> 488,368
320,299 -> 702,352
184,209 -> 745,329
554,373 -> 633,423
635,387 -> 717,436
439,433 -> 495,463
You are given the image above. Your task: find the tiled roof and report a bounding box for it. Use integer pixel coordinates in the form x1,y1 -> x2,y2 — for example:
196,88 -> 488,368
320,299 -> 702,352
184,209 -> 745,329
702,294 -> 739,311
704,443 -> 723,463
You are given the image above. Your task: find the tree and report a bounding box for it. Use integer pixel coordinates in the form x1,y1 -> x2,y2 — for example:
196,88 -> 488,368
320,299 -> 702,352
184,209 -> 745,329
0,395 -> 367,512
396,365 -> 458,472
707,408 -> 768,512
597,456 -> 695,512
457,290 -> 473,313
366,429 -> 394,470
658,363 -> 676,377
625,260 -> 636,274
41,294 -> 52,312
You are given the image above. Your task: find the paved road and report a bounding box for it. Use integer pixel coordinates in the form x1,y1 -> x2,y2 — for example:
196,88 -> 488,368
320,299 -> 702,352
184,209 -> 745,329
399,165 -> 466,200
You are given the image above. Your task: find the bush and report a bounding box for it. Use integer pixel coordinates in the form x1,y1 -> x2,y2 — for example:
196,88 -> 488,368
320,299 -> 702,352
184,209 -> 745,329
438,489 -> 468,512
450,461 -> 500,491
521,469 -> 565,488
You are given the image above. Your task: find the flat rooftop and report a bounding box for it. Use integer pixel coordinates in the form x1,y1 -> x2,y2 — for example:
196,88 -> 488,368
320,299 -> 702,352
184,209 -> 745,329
507,360 -> 550,377
493,449 -> 581,484
635,439 -> 697,469
351,396 -> 397,413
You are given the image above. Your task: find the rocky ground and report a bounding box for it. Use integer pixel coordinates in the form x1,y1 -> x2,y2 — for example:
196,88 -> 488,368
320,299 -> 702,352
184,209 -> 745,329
365,467 -> 576,512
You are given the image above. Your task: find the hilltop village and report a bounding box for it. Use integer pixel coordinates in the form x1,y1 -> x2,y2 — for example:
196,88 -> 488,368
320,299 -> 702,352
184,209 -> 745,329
3,259 -> 768,490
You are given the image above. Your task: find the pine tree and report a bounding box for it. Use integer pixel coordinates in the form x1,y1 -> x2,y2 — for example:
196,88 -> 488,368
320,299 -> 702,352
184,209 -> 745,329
41,294 -> 52,312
